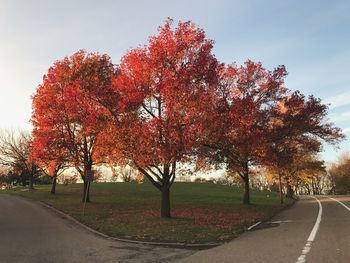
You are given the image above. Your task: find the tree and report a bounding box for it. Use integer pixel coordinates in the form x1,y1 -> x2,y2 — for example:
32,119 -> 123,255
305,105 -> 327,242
268,148 -> 326,203
31,50 -> 115,201
90,19 -> 219,217
119,165 -> 136,182
31,126 -> 70,194
267,91 -> 343,201
0,165 -> 11,185
0,130 -> 39,189
202,62 -> 343,205
328,154 -> 350,194
297,159 -> 326,195
202,61 -> 288,204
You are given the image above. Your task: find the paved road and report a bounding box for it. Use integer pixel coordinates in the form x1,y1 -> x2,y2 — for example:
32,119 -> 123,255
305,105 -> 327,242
1,195 -> 349,263
178,195 -> 350,263
0,194 -> 194,263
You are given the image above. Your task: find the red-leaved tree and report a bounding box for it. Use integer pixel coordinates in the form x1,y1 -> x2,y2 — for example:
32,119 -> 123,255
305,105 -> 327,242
267,91 -> 344,201
31,128 -> 69,194
32,50 -> 115,201
91,19 -> 219,217
203,61 -> 343,204
202,61 -> 288,204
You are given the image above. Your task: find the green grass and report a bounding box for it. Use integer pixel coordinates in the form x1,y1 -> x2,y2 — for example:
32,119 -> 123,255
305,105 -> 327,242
2,182 -> 294,243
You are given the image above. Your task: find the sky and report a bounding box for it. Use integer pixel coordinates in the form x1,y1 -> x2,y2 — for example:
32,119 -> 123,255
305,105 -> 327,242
0,0 -> 349,163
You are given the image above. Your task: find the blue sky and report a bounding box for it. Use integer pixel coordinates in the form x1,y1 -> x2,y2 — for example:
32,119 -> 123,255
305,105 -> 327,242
0,0 -> 349,163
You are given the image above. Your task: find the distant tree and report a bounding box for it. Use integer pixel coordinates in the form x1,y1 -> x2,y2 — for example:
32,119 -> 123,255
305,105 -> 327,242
0,165 -> 10,184
194,177 -> 206,183
107,162 -> 136,182
134,172 -> 145,184
61,173 -> 78,185
249,168 -> 269,191
268,150 -> 326,203
328,154 -> 350,194
119,166 -> 136,182
90,168 -> 105,182
297,157 -> 326,195
0,130 -> 40,189
317,172 -> 335,194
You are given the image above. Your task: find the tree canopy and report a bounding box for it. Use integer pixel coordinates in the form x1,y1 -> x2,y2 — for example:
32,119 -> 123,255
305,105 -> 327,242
31,19 -> 344,217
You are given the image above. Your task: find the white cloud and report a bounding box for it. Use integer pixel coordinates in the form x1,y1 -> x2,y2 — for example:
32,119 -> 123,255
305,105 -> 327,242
324,91 -> 350,109
330,112 -> 350,122
343,127 -> 350,134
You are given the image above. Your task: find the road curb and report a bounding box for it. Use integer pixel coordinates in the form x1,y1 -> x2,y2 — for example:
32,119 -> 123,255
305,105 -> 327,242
14,195 -> 223,249
247,198 -> 297,231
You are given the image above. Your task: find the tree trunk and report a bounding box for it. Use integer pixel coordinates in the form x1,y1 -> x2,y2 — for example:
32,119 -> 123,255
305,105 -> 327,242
21,171 -> 26,186
279,174 -> 283,204
161,187 -> 171,218
243,175 -> 250,205
313,181 -> 319,195
51,175 -> 57,195
286,183 -> 293,199
160,164 -> 171,218
311,177 -> 315,195
306,185 -> 311,195
29,172 -> 34,189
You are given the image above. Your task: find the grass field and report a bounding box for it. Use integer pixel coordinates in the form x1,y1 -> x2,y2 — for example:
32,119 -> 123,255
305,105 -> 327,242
2,182 -> 294,243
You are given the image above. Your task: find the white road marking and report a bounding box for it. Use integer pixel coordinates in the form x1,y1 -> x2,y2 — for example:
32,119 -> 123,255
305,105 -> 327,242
247,221 -> 261,231
327,196 -> 350,212
296,196 -> 323,263
270,220 -> 294,224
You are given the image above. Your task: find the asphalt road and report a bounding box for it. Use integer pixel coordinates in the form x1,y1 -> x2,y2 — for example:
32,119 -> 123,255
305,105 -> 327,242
178,195 -> 350,263
0,194 -> 194,263
1,194 -> 349,263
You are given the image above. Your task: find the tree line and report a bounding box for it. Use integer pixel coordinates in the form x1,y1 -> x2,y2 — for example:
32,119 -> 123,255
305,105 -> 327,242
1,19 -> 344,218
